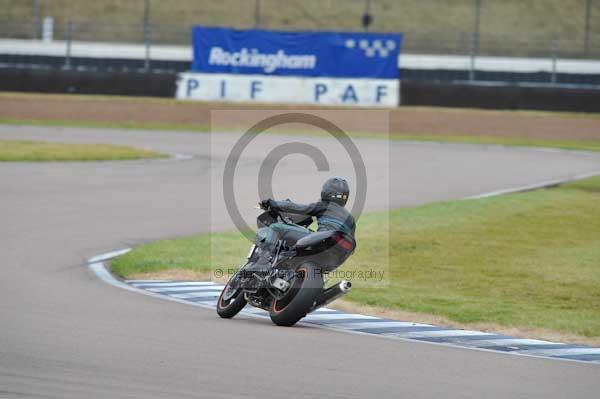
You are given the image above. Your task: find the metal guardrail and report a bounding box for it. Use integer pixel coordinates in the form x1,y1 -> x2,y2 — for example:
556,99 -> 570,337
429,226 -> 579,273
2,38 -> 600,87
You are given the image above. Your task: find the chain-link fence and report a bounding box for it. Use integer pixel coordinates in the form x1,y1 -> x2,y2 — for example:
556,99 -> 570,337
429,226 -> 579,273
0,0 -> 599,86
1,0 -> 598,57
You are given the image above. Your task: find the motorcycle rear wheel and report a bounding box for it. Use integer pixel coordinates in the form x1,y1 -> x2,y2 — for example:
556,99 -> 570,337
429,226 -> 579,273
269,263 -> 323,326
217,272 -> 247,319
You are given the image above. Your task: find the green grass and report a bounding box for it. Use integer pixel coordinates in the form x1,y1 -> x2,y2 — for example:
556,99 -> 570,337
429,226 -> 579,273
388,134 -> 600,153
112,176 -> 600,337
0,140 -> 166,161
2,116 -> 600,153
1,0 -> 599,57
0,117 -> 211,134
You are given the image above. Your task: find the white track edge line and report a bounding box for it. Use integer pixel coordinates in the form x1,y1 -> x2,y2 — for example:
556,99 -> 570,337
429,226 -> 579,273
87,251 -> 599,367
87,248 -> 132,263
463,170 -> 600,200
88,259 -> 270,319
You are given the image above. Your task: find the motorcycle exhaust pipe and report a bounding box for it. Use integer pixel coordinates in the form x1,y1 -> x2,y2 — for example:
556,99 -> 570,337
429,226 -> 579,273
309,280 -> 352,313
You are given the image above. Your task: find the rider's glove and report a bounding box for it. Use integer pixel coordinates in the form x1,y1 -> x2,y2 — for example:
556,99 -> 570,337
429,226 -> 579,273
259,199 -> 272,210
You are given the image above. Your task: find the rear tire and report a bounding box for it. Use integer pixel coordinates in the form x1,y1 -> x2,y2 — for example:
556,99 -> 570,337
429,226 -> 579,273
269,263 -> 323,326
217,272 -> 247,319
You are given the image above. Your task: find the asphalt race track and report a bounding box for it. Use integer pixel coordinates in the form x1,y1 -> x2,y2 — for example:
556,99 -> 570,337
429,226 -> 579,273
2,124 -> 600,398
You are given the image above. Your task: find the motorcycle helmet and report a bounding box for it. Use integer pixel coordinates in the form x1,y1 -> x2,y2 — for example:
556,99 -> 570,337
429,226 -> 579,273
321,177 -> 350,206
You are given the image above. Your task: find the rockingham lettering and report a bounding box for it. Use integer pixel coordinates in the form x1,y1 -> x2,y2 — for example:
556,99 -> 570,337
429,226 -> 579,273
208,47 -> 317,73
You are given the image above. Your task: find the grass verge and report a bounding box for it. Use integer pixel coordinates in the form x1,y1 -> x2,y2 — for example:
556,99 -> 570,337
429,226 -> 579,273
3,1 -> 599,57
112,176 -> 600,343
0,140 -> 166,161
0,117 -> 211,133
2,117 -> 600,153
355,132 -> 600,152
3,92 -> 600,119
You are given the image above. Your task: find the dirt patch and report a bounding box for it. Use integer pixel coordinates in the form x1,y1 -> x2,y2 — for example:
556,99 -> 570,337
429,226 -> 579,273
1,93 -> 599,141
389,107 -> 600,141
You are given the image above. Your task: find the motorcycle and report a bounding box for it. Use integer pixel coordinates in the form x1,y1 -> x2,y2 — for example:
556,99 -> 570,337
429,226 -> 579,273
217,205 -> 356,326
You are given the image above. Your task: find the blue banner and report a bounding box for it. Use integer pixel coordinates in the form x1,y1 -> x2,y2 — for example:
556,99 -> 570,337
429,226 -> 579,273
192,26 -> 402,79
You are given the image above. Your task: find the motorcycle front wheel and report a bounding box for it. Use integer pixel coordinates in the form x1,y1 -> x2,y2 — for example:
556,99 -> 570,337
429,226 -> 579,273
217,272 -> 247,319
269,263 -> 323,327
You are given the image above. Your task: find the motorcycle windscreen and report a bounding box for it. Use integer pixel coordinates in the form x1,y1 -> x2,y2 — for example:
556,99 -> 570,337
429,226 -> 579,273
257,210 -> 278,228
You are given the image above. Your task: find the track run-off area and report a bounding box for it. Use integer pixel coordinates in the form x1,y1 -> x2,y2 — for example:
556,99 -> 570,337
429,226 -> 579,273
2,124 -> 600,398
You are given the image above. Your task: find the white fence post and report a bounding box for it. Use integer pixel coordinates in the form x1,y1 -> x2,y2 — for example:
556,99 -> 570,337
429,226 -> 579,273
42,16 -> 54,42
64,20 -> 72,69
551,36 -> 558,84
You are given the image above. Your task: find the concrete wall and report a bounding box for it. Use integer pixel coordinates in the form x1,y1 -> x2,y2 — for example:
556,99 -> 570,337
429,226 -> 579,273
401,80 -> 600,112
1,67 -> 599,112
0,67 -> 175,97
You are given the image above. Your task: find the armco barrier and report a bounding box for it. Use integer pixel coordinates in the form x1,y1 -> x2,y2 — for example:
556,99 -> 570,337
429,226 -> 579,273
401,80 -> 600,113
1,67 -> 599,112
0,67 -> 176,97
3,53 -> 600,86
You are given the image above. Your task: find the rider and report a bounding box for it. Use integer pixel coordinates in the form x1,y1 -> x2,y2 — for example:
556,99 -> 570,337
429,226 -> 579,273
258,177 -> 355,258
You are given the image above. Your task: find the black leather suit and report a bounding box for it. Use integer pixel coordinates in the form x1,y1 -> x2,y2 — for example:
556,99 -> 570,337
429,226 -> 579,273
261,199 -> 355,253
269,199 -> 355,237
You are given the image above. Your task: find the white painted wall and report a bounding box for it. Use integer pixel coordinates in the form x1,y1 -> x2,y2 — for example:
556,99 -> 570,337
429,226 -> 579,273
176,72 -> 399,107
1,39 -> 599,74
